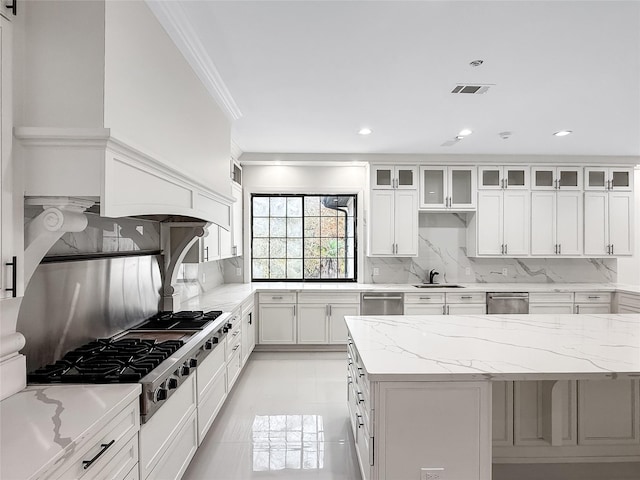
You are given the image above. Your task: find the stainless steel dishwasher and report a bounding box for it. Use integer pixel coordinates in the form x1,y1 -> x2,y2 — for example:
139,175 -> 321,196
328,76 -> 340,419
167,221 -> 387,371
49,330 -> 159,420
487,292 -> 529,314
361,292 -> 404,315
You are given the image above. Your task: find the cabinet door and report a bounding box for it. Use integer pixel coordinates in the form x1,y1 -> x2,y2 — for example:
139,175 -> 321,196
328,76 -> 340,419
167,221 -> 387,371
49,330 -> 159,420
557,167 -> 581,190
329,304 -> 359,344
477,191 -> 503,255
503,190 -> 529,255
371,165 -> 394,189
219,225 -> 232,259
369,190 -> 395,255
1,16 -> 14,300
505,166 -> 528,189
530,191 -> 556,255
492,381 -> 514,446
529,304 -> 574,314
202,225 -> 220,262
584,192 -> 608,256
419,166 -> 446,209
395,166 -> 418,189
258,304 -> 296,344
297,304 -> 328,344
447,304 -> 486,315
609,191 -> 633,255
556,191 -> 582,255
531,167 -> 556,190
575,304 -> 610,314
449,167 -> 476,208
578,380 -> 640,445
394,190 -> 418,256
241,306 -> 255,365
478,166 -> 502,189
231,184 -> 243,257
609,167 -> 633,191
404,304 -> 445,315
584,167 -> 608,191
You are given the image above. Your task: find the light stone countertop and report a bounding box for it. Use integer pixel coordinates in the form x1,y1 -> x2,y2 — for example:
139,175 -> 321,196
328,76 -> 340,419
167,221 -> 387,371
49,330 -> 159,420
345,313 -> 640,382
0,384 -> 141,480
182,281 -> 637,313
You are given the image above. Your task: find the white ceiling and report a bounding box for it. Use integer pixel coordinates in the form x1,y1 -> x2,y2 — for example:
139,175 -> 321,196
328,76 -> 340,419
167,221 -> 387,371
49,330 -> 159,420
169,1 -> 640,156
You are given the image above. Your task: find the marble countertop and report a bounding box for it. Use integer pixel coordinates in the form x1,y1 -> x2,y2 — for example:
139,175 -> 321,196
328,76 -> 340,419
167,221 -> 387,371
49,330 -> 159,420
345,313 -> 640,382
0,384 -> 141,480
182,281 -> 638,314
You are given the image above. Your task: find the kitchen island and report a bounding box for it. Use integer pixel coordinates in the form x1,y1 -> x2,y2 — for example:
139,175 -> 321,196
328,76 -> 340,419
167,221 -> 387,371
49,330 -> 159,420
345,313 -> 640,480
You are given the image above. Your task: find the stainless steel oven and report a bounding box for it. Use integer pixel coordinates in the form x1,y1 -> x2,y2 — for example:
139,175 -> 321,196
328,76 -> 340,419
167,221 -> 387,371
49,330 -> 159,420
487,292 -> 529,314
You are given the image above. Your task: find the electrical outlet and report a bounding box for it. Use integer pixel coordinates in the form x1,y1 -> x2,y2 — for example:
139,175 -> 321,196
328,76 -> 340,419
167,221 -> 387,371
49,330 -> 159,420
502,267 -> 508,277
373,267 -> 380,276
421,467 -> 445,480
236,268 -> 241,276
465,267 -> 471,276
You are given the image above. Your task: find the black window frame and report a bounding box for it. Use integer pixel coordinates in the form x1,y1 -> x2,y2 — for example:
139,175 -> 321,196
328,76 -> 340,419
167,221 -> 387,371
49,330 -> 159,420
250,193 -> 358,282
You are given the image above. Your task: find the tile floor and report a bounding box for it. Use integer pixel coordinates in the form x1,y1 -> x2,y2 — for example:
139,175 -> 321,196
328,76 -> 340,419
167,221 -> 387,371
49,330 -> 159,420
184,352 -> 640,480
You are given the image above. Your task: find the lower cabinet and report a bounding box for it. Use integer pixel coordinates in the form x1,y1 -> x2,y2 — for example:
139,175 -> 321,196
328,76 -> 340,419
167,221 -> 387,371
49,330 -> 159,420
616,292 -> 640,313
403,292 -> 485,315
492,381 -> 514,447
241,296 -> 256,365
297,293 -> 360,344
258,293 -> 297,344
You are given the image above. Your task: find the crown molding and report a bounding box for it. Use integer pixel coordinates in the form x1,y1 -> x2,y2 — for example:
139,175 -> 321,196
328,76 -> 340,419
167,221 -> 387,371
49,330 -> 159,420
146,0 -> 242,121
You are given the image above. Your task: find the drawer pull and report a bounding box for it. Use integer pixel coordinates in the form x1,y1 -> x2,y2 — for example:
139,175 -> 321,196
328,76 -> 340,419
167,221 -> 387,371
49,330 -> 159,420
419,296 -> 431,300
232,331 -> 239,337
233,345 -> 240,351
82,440 -> 115,470
271,296 -> 283,300
588,296 -> 601,299
356,414 -> 364,428
357,367 -> 365,378
460,296 -> 473,299
357,391 -> 365,404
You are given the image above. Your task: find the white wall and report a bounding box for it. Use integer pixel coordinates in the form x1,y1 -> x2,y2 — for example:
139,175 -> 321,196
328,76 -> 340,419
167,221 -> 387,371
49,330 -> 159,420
104,1 -> 231,196
616,166 -> 640,286
21,0 -> 105,127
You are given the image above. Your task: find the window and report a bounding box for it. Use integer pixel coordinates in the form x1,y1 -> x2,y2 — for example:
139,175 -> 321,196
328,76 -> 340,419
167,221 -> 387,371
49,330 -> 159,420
251,194 -> 357,281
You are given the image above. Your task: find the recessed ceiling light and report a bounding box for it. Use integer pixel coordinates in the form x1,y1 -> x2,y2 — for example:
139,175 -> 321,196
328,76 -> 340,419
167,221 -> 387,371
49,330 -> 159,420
358,128 -> 372,136
458,129 -> 473,136
469,59 -> 484,67
553,130 -> 572,137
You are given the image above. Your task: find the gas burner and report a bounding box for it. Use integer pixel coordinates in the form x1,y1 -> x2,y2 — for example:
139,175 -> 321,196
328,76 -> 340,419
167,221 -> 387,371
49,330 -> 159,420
132,310 -> 224,331
27,338 -> 185,384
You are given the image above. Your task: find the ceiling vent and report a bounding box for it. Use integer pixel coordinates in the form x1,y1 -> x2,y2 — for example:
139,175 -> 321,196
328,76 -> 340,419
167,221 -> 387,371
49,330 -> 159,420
451,84 -> 492,94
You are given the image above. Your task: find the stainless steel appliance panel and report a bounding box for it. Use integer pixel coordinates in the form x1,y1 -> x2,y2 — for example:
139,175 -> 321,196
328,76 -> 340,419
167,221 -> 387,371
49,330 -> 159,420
18,255 -> 162,371
487,292 -> 529,314
361,292 -> 404,315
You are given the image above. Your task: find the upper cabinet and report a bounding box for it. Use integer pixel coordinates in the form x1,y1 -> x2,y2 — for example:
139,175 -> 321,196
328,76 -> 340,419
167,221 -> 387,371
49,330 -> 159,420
531,167 -> 582,190
419,166 -> 476,210
371,165 -> 417,190
478,166 -> 529,190
220,183 -> 243,259
584,167 -> 633,191
368,189 -> 418,256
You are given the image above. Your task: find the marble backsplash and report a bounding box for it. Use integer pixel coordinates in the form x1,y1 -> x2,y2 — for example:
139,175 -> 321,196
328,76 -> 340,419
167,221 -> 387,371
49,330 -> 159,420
366,213 -> 616,284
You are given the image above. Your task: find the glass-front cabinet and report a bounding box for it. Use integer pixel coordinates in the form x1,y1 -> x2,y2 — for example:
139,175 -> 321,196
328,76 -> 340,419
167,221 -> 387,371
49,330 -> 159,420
371,165 -> 417,190
419,166 -> 476,210
531,167 -> 581,190
584,167 -> 633,191
478,166 -> 528,190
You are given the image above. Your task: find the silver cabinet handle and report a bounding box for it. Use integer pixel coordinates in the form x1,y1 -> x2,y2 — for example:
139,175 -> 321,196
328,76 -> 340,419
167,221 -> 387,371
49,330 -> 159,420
558,244 -> 561,254
611,244 -> 614,255
442,304 -> 446,314
501,244 -> 504,254
576,305 -> 580,314
232,331 -> 239,337
204,246 -> 209,261
272,296 -> 283,300
233,345 -> 240,351
293,304 -> 296,316
357,391 -> 365,404
419,296 -> 431,300
588,296 -> 601,299
356,414 -> 364,428
329,304 -> 332,316
357,367 -> 365,378
505,244 -> 508,255
446,305 -> 450,314
460,296 -> 473,299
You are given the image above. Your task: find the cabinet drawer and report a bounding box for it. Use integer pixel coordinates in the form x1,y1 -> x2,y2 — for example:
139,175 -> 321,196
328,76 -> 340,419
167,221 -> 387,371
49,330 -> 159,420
618,292 -> 640,310
446,292 -> 486,304
197,342 -> 226,398
529,292 -> 574,303
226,345 -> 243,392
53,399 -> 139,480
198,368 -> 227,443
91,434 -> 138,480
146,410 -> 198,480
259,292 -> 297,303
574,292 -> 612,303
404,292 -> 445,304
298,292 -> 360,304
227,325 -> 242,351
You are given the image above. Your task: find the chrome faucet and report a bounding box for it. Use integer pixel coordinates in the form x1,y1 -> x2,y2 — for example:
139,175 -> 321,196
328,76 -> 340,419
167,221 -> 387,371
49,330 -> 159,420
429,269 -> 439,284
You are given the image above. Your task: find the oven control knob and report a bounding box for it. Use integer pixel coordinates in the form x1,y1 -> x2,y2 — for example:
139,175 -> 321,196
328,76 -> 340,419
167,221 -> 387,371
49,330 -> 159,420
204,340 -> 214,350
189,358 -> 198,368
154,388 -> 168,402
225,322 -> 233,330
181,364 -> 190,376
167,378 -> 178,390
212,336 -> 219,344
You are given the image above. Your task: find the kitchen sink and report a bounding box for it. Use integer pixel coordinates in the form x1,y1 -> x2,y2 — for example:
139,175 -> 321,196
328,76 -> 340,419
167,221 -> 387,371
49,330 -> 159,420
413,284 -> 465,288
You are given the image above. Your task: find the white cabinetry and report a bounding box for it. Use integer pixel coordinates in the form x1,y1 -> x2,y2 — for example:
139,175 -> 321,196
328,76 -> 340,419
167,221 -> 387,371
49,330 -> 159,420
585,167 -> 633,191
531,166 -> 581,190
616,292 -> 640,313
472,190 -> 529,256
196,339 -> 227,445
574,292 -> 611,314
584,191 -> 633,256
528,292 -> 574,314
531,191 -> 582,256
225,308 -> 242,391
478,166 -> 528,190
1,14 -> 18,300
370,165 -> 417,189
241,295 -> 255,365
368,189 -> 418,256
183,223 -> 220,263
258,293 -> 297,344
297,293 -> 359,344
404,292 -> 485,315
419,166 -> 476,210
220,183 -> 243,258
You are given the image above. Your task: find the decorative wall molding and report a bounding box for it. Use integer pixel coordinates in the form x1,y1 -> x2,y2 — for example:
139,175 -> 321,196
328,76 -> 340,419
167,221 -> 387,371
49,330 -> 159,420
146,0 -> 243,121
